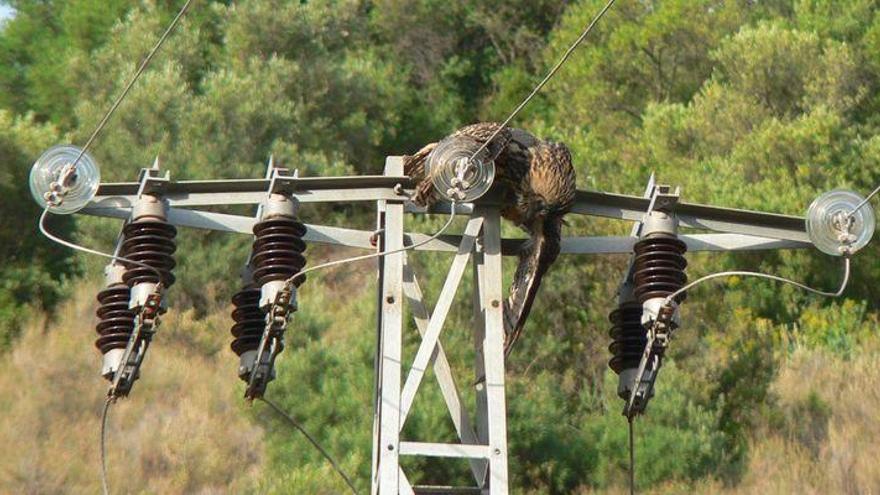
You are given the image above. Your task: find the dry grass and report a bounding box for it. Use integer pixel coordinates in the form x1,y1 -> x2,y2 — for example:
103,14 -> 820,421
572,342 -> 880,495
730,344 -> 880,495
2,275 -> 880,494
0,279 -> 264,494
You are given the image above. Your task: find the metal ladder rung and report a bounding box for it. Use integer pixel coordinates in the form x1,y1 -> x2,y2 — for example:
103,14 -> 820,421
412,486 -> 484,495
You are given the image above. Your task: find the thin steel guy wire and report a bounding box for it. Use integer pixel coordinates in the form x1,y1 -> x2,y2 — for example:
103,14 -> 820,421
69,0 -> 195,172
466,0 -> 618,163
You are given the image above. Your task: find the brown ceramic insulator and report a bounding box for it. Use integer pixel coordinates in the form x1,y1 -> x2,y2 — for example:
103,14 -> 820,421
120,219 -> 177,287
94,284 -> 136,354
632,234 -> 688,304
230,286 -> 265,356
251,217 -> 307,287
607,302 -> 646,374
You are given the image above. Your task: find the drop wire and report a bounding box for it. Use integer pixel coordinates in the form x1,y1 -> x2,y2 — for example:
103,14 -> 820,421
628,417 -> 635,495
260,397 -> 360,495
276,205 -> 458,294
39,207 -> 164,282
467,0 -> 617,163
100,397 -> 112,495
664,255 -> 851,304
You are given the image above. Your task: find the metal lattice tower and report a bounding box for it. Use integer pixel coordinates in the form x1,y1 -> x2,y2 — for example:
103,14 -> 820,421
371,158 -> 511,494
77,156 -> 818,494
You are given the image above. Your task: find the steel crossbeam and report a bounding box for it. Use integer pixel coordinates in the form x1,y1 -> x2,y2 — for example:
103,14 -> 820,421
80,202 -> 811,253
72,156 -> 824,495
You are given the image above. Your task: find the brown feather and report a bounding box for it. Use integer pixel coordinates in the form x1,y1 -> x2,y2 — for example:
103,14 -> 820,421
403,142 -> 437,180
403,142 -> 438,206
502,141 -> 575,356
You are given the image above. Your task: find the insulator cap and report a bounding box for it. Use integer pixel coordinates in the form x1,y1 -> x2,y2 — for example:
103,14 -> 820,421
29,145 -> 100,214
806,189 -> 875,256
426,136 -> 496,203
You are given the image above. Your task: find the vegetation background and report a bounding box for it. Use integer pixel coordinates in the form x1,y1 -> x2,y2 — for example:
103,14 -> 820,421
1,0 -> 879,493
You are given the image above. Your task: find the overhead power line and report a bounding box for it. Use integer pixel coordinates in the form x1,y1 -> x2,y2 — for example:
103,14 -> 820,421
71,0 -> 195,173
468,0 -> 618,163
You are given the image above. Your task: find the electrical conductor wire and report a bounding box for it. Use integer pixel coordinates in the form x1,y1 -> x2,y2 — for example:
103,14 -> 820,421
627,257 -> 851,417
260,397 -> 360,495
467,0 -> 617,163
276,204 -> 459,294
69,0 -> 195,172
100,397 -> 112,495
39,207 -> 165,282
846,182 -> 880,220
628,417 -> 635,495
663,255 -> 851,305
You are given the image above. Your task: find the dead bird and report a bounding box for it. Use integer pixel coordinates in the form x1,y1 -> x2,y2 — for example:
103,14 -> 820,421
403,122 -> 576,357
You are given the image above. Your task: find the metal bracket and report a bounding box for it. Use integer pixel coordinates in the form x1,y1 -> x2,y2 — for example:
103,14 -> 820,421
267,165 -> 299,196
108,290 -> 163,399
623,301 -> 677,419
645,183 -> 680,215
245,287 -> 293,400
134,162 -> 171,198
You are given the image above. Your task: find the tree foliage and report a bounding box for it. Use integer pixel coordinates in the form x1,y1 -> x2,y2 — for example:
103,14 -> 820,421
3,0 -> 880,493
0,110 -> 72,349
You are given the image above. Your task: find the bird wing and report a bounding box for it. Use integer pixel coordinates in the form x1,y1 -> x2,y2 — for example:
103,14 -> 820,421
503,216 -> 563,357
403,142 -> 436,180
502,141 -> 575,357
403,142 -> 438,206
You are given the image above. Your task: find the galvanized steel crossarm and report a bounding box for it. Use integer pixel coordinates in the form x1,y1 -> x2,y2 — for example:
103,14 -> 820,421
88,182 -> 808,244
